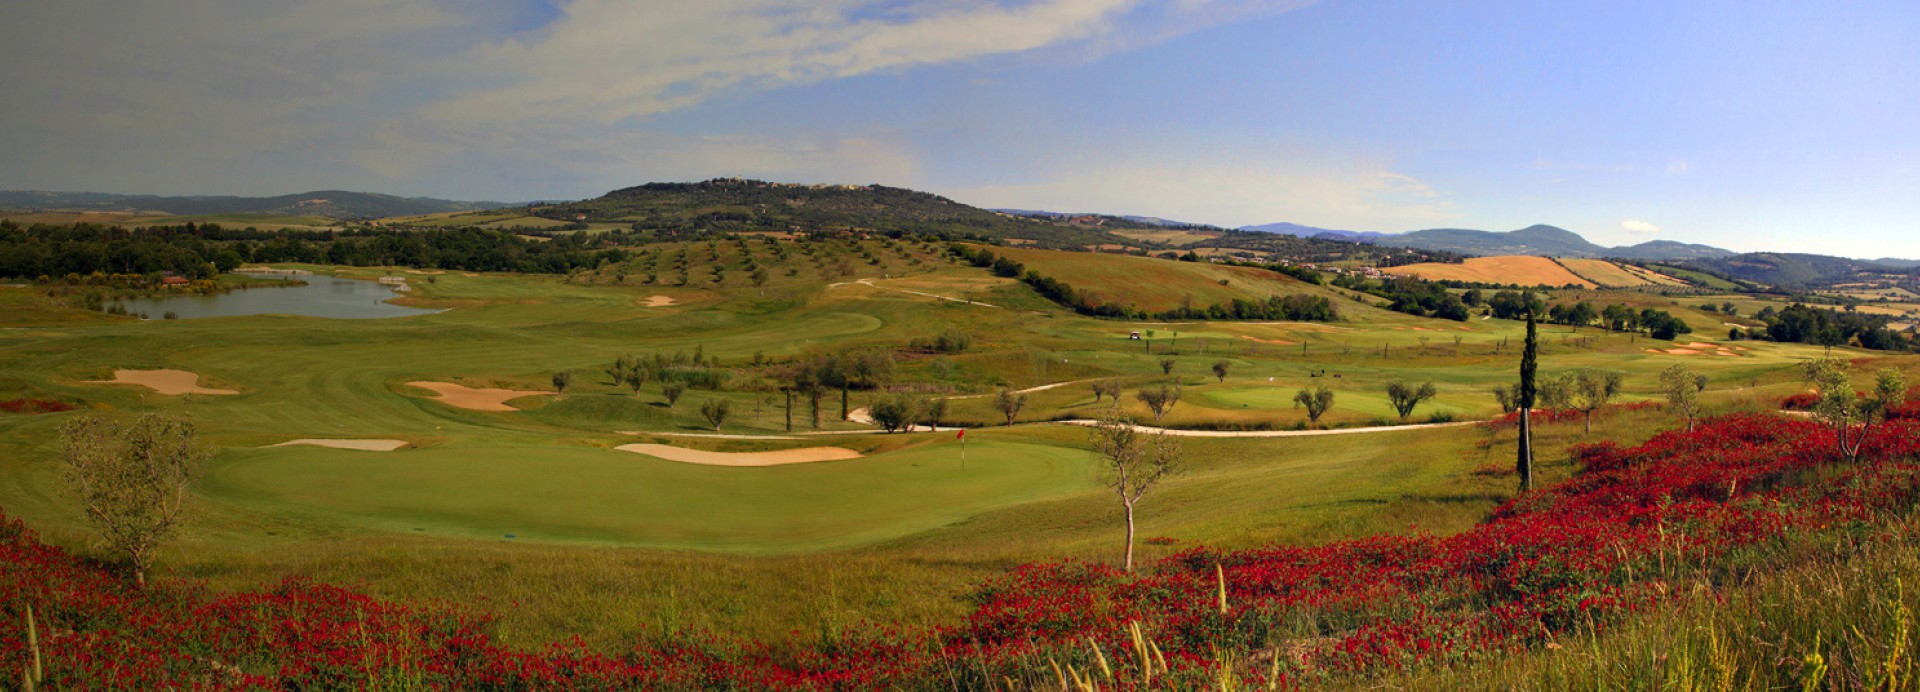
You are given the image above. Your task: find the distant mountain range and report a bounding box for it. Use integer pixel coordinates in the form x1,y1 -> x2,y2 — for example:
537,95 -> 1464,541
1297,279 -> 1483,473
0,190 -> 507,219
1239,221 -> 1738,262
1238,222 -> 1392,243
1237,220 -> 1920,287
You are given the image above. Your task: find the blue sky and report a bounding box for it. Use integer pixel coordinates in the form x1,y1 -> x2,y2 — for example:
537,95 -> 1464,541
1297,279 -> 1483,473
1,1 -> 1914,255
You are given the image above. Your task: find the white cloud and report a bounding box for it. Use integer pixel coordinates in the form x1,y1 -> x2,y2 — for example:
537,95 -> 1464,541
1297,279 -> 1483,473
1621,219 -> 1660,234
1665,159 -> 1690,176
947,138 -> 1460,230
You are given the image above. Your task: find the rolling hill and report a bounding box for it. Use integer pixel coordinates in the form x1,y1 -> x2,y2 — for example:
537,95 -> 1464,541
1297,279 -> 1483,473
535,178 -> 1140,248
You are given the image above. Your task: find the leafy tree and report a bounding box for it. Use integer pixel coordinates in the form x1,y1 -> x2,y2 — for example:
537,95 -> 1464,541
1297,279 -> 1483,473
1293,385 -> 1334,423
920,397 -> 948,431
1087,404 -> 1183,572
1385,380 -> 1438,420
661,381 -> 687,408
1136,383 -> 1182,422
608,354 -> 650,395
551,371 -> 573,396
1658,364 -> 1709,432
699,398 -> 732,431
869,393 -> 917,433
992,387 -> 1027,426
1569,370 -> 1625,434
60,414 -> 209,586
1802,358 -> 1907,462
1537,373 -> 1575,411
1211,360 -> 1231,383
1492,383 -> 1521,413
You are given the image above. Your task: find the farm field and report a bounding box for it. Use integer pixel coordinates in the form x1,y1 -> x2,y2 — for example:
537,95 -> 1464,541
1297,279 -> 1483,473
987,244 -> 1351,312
0,238 -> 1901,653
1555,257 -> 1689,287
1384,255 -> 1597,287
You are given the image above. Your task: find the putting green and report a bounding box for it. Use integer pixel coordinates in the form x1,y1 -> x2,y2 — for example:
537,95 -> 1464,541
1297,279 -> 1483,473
203,439 -> 1098,552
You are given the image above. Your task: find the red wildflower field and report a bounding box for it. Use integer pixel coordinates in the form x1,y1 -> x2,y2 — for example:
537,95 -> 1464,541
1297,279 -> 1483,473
4,411 -> 1918,688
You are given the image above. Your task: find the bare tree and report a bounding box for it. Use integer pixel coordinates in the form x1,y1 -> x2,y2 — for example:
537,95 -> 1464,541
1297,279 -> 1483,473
1136,383 -> 1182,422
60,414 -> 209,586
993,386 -> 1027,426
1088,404 -> 1183,572
662,381 -> 687,408
1385,380 -> 1438,420
1293,385 -> 1334,423
1159,358 -> 1177,375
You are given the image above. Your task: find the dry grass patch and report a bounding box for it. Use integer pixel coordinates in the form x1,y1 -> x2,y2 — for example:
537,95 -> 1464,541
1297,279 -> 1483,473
1384,256 -> 1596,288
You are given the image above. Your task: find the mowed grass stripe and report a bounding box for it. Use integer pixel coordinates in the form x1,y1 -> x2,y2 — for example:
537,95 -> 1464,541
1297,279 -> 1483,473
203,440 -> 1098,552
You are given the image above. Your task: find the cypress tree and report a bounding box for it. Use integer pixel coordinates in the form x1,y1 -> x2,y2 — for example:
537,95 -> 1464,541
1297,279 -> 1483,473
1516,309 -> 1538,492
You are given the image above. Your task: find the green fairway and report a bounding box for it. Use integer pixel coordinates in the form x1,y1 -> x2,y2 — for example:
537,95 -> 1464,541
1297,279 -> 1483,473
1,240 -> 1900,647
204,439 -> 1097,552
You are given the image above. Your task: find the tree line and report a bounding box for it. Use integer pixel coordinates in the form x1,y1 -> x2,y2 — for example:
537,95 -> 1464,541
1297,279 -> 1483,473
0,221 -> 630,279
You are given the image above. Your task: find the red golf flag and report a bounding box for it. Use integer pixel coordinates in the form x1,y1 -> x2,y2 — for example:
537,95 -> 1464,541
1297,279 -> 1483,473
955,428 -> 965,440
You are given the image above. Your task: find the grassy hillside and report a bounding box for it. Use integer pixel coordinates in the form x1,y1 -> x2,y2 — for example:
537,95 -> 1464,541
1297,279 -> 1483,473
986,245 -> 1356,314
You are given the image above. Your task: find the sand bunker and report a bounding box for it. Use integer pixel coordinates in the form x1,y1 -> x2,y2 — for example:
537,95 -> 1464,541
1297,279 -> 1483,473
268,439 -> 409,451
1240,335 -> 1300,346
643,295 -> 678,307
91,369 -> 238,396
615,443 -> 863,467
406,381 -> 545,411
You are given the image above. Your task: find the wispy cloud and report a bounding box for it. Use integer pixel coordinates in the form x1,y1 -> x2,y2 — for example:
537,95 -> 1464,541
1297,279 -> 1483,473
0,0 -> 1322,198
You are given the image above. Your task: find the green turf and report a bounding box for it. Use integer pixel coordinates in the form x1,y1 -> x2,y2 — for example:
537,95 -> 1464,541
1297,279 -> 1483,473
204,439 -> 1096,552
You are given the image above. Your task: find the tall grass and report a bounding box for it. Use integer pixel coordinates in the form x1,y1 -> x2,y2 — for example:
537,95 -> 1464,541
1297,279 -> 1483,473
1390,516 -> 1920,690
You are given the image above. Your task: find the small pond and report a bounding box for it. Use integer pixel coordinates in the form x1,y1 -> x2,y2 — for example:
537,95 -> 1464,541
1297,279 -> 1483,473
110,273 -> 443,320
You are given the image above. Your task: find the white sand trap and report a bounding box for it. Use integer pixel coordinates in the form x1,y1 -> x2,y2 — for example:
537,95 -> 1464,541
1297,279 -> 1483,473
92,369 -> 238,396
406,381 -> 545,411
643,295 -> 678,307
269,439 -> 409,451
615,443 -> 863,467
